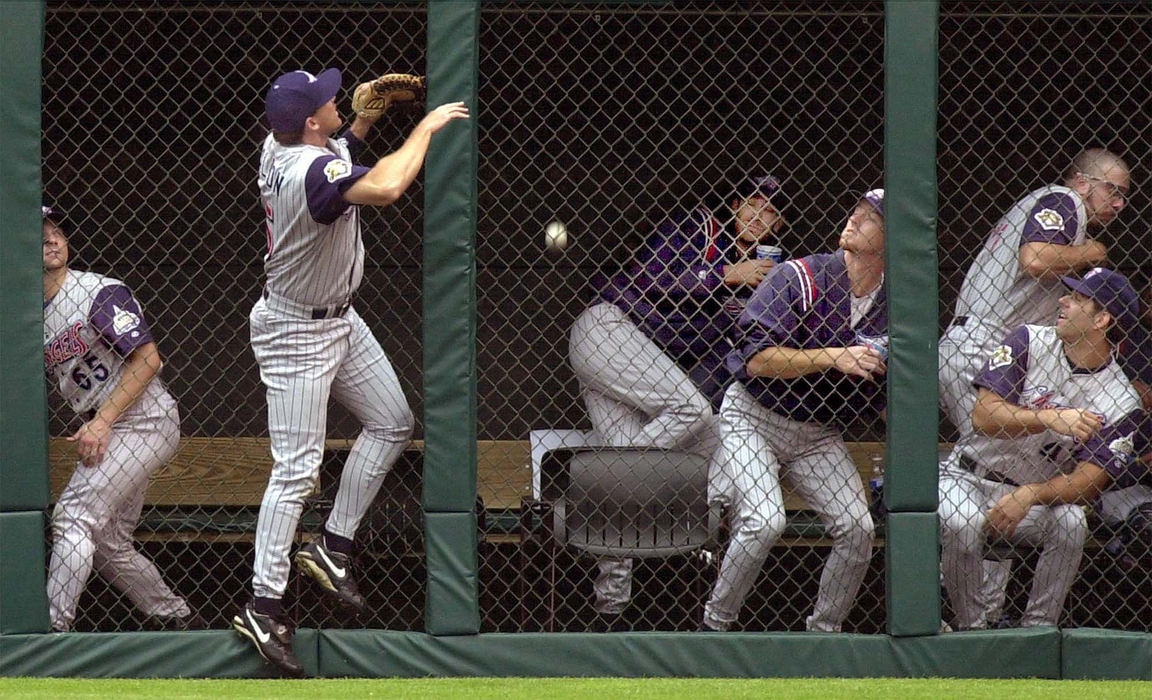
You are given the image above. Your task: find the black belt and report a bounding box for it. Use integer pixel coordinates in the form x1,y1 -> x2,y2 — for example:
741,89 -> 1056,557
958,452 -> 1020,487
263,288 -> 351,320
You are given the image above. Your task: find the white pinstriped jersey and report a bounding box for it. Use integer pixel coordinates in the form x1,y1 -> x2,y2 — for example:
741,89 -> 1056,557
954,185 -> 1088,330
43,270 -> 166,416
258,132 -> 368,307
947,324 -> 1139,485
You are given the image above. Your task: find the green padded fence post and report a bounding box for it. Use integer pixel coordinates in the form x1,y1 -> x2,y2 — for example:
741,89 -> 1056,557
883,0 -> 941,637
0,0 -> 50,635
422,0 -> 480,635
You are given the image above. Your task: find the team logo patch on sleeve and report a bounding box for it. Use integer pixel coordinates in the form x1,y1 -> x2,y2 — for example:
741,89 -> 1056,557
111,304 -> 141,335
989,344 -> 1014,369
1108,433 -> 1135,459
1033,208 -> 1064,231
323,159 -> 352,183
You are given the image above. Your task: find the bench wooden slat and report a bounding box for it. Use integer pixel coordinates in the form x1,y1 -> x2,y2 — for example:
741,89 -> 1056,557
49,437 -> 942,512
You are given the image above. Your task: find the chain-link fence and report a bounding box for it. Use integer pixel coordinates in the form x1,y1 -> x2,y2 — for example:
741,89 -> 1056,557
936,0 -> 1152,633
38,0 -> 1151,638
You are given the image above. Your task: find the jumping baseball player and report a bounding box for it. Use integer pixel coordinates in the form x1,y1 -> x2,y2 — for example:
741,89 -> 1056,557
938,147 -> 1131,626
568,173 -> 789,628
702,189 -> 886,633
231,68 -> 467,676
42,205 -> 200,632
938,268 -> 1141,630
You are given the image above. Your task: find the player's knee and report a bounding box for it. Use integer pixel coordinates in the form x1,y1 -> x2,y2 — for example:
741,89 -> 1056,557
828,507 -> 875,550
736,506 -> 787,548
366,409 -> 413,444
1050,505 -> 1089,546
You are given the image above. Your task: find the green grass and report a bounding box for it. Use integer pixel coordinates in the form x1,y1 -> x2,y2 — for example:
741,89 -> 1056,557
0,678 -> 1148,699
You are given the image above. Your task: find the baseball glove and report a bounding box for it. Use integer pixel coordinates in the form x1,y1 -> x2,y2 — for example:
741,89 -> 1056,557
351,74 -> 426,119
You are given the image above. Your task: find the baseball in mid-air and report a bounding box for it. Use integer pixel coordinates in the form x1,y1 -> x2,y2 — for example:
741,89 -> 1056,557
544,220 -> 569,251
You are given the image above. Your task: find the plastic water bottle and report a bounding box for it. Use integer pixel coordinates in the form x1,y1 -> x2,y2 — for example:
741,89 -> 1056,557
869,453 -> 886,520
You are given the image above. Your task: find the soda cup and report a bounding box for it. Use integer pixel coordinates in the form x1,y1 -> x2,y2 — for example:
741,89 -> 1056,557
756,244 -> 784,262
856,332 -> 889,362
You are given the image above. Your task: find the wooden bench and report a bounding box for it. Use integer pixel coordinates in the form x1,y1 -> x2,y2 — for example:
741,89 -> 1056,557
47,437 -> 902,544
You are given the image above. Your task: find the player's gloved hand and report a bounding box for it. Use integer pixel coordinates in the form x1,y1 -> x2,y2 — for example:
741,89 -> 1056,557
723,259 -> 776,287
69,416 -> 113,467
351,74 -> 426,121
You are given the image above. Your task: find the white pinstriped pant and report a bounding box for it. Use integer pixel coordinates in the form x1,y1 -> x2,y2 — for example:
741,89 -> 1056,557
48,388 -> 189,630
938,466 -> 1086,629
569,303 -> 719,614
703,382 -> 875,632
249,299 -> 413,600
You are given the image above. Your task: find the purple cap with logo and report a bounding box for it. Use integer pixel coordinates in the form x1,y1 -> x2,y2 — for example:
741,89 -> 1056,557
1061,267 -> 1140,330
733,173 -> 785,210
861,188 -> 884,216
42,204 -> 68,230
265,68 -> 342,132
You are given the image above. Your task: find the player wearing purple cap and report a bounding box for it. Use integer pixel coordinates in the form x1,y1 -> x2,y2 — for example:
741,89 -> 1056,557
568,173 -> 788,628
938,267 -> 1141,630
41,205 -> 202,632
232,68 -> 468,676
701,189 -> 886,632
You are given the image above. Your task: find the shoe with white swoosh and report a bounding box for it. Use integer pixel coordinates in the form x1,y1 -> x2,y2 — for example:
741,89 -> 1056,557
231,603 -> 305,677
295,538 -> 367,615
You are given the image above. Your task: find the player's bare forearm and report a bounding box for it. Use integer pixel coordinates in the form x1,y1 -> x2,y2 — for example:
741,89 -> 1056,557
96,343 -> 162,426
347,115 -> 377,142
1016,462 -> 1110,507
972,388 -> 1060,437
1018,241 -> 1107,279
343,124 -> 435,207
747,346 -> 838,379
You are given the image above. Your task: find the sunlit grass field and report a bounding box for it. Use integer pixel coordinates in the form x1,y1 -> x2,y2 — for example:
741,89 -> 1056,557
0,678 -> 1148,699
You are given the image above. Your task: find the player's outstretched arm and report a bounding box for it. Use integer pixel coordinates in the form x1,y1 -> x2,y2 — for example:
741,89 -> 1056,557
343,102 -> 470,208
68,342 -> 163,467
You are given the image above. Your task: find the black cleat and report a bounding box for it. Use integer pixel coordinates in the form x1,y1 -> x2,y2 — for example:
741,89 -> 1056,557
294,538 -> 367,615
232,603 -> 306,678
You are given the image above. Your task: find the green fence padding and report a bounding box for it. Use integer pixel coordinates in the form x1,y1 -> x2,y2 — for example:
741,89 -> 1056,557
0,629 -> 319,678
885,512 -> 940,637
424,511 -> 479,635
1062,628 -> 1152,681
0,511 -> 50,634
422,0 -> 479,514
316,629 -> 1063,679
882,0 -> 939,514
0,0 -> 48,512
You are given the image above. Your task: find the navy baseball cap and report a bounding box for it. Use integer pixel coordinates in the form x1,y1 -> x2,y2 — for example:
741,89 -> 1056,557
861,188 -> 885,216
1061,267 -> 1139,329
265,68 -> 342,132
733,173 -> 785,210
42,204 -> 68,229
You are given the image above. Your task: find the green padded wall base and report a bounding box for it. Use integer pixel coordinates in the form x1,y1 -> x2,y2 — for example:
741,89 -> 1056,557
0,511 -> 50,634
885,512 -> 941,636
2,628 -> 1074,678
0,629 -> 319,678
1062,628 -> 1152,680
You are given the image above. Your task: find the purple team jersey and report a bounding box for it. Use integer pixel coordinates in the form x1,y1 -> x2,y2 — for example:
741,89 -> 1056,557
592,206 -> 751,389
1078,410 -> 1152,489
728,250 -> 888,425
